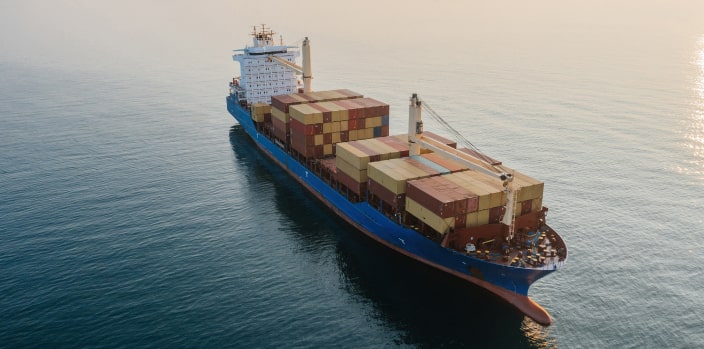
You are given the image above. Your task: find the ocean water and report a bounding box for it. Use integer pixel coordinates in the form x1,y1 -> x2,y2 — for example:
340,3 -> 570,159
2,1 -> 703,347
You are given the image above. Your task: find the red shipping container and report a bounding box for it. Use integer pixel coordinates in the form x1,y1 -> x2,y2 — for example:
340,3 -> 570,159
337,169 -> 367,195
323,133 -> 332,144
368,178 -> 406,209
315,145 -> 325,158
489,206 -> 505,223
406,176 -> 479,217
521,200 -> 533,215
455,213 -> 467,229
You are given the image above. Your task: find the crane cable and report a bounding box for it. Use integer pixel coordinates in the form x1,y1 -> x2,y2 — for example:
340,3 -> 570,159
422,101 -> 502,171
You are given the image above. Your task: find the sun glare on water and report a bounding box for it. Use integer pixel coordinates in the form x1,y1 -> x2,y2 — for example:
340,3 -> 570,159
680,35 -> 704,181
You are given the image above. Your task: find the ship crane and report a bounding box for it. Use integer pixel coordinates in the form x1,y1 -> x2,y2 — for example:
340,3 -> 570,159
267,37 -> 313,93
407,94 -> 518,238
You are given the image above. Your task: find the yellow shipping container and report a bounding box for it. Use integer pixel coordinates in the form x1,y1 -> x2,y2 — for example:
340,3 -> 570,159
324,144 -> 333,156
349,129 -> 359,141
513,171 -> 544,202
317,101 -> 346,122
332,122 -> 341,132
532,197 -> 543,213
289,104 -> 324,124
314,134 -> 324,146
336,157 -> 367,182
362,139 -> 400,160
365,116 -> 383,128
336,142 -> 369,169
271,107 -> 289,123
368,159 -> 433,194
444,172 -> 493,210
251,103 -> 270,122
332,132 -> 341,144
477,209 -> 490,225
466,211 -> 479,227
406,197 -> 454,235
460,171 -> 507,208
323,123 -> 333,134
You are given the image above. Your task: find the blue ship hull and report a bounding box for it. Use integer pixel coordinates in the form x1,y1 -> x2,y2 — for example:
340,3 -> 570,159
226,96 -> 556,324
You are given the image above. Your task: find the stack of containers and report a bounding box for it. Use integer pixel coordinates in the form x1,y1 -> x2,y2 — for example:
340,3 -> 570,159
443,171 -> 507,229
367,157 -> 444,213
335,137 -> 404,196
334,134 -> 464,200
270,89 -> 364,146
250,103 -> 271,123
288,97 -> 391,158
405,176 -> 479,234
511,171 -> 544,216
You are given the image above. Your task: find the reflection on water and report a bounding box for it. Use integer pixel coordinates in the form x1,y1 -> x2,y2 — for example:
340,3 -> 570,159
521,318 -> 557,349
228,125 -> 556,347
682,36 -> 704,180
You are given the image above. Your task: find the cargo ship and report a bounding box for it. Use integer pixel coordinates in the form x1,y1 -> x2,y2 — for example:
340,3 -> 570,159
226,25 -> 567,325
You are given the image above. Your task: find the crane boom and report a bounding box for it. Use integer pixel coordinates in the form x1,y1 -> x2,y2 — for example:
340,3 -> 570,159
267,37 -> 312,92
408,94 -> 517,233
269,55 -> 303,74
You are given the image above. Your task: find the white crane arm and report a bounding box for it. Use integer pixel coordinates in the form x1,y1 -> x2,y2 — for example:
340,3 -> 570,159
268,55 -> 303,74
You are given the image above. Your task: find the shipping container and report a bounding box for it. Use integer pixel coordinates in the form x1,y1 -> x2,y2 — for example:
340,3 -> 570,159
271,106 -> 289,123
336,157 -> 368,182
406,197 -> 455,235
443,171 -> 505,211
512,170 -> 545,202
406,176 -> 479,218
337,168 -> 367,196
250,103 -> 271,123
368,158 -> 437,194
368,178 -> 406,210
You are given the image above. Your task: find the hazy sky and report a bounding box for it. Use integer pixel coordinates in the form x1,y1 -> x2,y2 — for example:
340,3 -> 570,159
2,0 -> 703,73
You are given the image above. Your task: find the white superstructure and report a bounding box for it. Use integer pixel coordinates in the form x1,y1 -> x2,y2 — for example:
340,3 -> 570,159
230,25 -> 303,105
